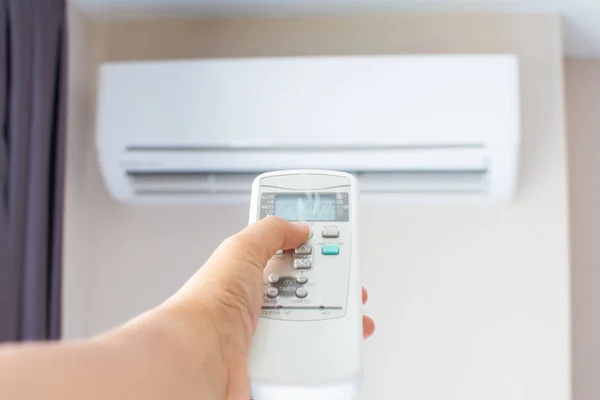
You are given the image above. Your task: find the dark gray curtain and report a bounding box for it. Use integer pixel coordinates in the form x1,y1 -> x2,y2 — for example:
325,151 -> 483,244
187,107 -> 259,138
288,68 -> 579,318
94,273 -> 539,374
0,0 -> 67,341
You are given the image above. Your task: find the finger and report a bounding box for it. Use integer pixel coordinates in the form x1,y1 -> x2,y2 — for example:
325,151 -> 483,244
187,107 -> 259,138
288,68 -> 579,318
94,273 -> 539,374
362,288 -> 368,305
363,315 -> 375,339
211,216 -> 310,271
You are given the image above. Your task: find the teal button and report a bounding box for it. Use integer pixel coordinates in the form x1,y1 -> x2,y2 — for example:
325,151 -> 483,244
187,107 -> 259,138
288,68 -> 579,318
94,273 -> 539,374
321,245 -> 340,255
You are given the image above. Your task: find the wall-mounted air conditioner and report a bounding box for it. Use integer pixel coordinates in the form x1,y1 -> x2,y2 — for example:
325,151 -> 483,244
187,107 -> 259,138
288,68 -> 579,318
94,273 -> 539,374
96,54 -> 520,204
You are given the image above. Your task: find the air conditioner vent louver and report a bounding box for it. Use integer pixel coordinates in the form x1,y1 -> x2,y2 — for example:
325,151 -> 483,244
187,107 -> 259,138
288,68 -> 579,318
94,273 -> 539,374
356,171 -> 488,194
127,172 -> 259,195
126,170 -> 488,196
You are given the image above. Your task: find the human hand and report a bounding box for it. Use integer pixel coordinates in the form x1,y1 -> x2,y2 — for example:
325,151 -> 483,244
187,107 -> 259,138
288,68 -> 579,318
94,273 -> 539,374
0,216 -> 373,400
152,216 -> 375,399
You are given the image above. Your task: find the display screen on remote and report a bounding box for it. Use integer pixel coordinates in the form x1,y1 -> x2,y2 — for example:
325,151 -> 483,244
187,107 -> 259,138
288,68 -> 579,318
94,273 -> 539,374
274,194 -> 337,221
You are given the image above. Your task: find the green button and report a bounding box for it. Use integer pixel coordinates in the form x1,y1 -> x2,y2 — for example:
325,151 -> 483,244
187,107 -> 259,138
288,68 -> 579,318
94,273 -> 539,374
321,245 -> 340,255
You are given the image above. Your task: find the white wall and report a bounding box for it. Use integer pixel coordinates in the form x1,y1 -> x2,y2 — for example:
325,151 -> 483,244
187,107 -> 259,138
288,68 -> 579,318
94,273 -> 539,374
566,59 -> 600,400
65,13 -> 571,400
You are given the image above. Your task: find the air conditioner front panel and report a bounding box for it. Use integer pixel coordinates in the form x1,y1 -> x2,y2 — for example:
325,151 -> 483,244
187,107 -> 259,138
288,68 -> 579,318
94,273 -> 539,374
97,55 -> 519,152
96,54 -> 520,203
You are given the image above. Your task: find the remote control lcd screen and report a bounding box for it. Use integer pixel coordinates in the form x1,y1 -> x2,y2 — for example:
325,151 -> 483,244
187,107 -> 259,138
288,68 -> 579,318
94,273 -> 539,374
274,194 -> 337,221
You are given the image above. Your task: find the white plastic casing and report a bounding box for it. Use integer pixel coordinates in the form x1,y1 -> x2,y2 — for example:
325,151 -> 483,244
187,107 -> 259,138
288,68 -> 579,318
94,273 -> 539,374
96,55 -> 520,204
247,170 -> 363,400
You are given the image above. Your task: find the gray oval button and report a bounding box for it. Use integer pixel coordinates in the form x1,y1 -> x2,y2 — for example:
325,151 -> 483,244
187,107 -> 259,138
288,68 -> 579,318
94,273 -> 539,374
321,228 -> 340,239
295,287 -> 308,299
267,287 -> 279,298
268,274 -> 280,284
296,276 -> 308,285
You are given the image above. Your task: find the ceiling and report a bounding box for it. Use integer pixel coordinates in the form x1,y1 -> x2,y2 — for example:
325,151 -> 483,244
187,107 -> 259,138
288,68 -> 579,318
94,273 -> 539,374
72,0 -> 600,58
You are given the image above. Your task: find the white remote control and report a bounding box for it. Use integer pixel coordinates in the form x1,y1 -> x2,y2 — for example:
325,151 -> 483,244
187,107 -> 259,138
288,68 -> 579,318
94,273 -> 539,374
247,170 -> 363,400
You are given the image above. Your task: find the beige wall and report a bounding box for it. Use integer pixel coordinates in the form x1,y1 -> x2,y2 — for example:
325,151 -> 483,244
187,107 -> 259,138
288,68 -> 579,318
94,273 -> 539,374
64,4 -> 104,338
566,59 -> 600,400
65,13 -> 570,400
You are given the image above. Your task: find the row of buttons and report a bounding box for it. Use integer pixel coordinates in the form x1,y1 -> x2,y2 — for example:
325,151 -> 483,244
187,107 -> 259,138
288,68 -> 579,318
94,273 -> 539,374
276,244 -> 340,257
267,286 -> 308,299
268,274 -> 308,285
281,227 -> 340,245
267,274 -> 308,299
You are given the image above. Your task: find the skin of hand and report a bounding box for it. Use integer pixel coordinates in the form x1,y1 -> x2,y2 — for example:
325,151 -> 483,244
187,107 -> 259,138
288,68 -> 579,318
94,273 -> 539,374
0,216 -> 374,400
156,216 -> 376,399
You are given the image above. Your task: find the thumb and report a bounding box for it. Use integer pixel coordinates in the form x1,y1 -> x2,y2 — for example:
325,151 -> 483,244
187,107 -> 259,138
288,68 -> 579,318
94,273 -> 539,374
173,216 -> 310,306
210,216 -> 310,272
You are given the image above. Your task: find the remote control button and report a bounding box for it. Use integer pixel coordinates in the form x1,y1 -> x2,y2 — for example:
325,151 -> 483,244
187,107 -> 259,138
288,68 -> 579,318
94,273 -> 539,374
321,244 -> 340,255
295,243 -> 312,255
296,276 -> 308,285
267,287 -> 279,298
274,249 -> 284,255
268,274 -> 280,284
295,287 -> 308,298
322,228 -> 340,238
294,258 -> 312,270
